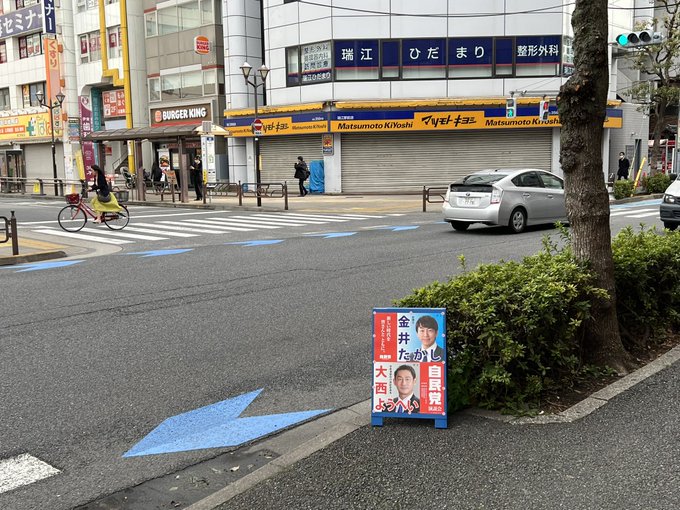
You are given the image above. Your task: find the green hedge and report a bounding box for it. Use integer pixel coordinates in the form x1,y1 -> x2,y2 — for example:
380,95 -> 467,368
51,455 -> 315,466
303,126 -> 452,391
397,228 -> 680,413
613,179 -> 634,199
641,173 -> 672,194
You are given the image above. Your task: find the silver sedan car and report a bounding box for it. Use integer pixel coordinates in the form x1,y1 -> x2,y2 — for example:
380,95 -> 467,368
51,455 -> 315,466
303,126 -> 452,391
442,168 -> 568,233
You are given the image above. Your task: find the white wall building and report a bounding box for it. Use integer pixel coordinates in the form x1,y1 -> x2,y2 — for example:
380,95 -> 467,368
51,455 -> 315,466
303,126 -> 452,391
224,0 -> 649,193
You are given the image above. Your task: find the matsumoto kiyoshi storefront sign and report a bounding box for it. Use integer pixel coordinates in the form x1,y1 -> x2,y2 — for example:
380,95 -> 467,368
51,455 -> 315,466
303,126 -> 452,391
151,103 -> 212,127
224,106 -> 622,137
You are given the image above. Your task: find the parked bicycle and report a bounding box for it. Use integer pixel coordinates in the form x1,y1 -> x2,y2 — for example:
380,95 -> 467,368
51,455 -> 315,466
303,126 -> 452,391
57,193 -> 130,232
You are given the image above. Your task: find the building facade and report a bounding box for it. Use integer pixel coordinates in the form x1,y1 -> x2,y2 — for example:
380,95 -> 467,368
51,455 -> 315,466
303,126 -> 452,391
223,0 -> 649,193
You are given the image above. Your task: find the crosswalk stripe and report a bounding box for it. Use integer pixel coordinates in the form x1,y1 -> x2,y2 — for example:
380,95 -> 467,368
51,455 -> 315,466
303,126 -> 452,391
155,221 -> 243,234
627,212 -> 660,218
174,219 -> 255,231
32,229 -> 134,244
0,454 -> 60,494
337,213 -> 386,219
77,227 -> 167,241
205,217 -> 282,229
248,214 -> 329,224
228,215 -> 308,226
265,213 -> 350,222
134,222 -> 225,234
124,226 -> 199,237
610,208 -> 655,217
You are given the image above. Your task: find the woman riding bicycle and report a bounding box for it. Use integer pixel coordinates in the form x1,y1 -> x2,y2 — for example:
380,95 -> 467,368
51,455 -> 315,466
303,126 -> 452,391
90,165 -> 122,223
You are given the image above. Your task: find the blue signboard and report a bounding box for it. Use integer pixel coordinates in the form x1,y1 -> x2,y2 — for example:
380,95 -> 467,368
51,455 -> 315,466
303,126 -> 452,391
335,40 -> 379,68
402,39 -> 446,68
43,0 -> 56,34
515,36 -> 561,64
382,41 -> 399,69
371,308 -> 448,429
495,38 -> 514,68
0,4 -> 43,40
448,37 -> 492,66
91,89 -> 102,132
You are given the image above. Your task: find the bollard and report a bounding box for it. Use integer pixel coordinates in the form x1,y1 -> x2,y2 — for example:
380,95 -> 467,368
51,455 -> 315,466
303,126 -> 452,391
238,180 -> 243,206
58,179 -> 64,196
10,210 -> 18,255
284,182 -> 288,210
423,186 -> 427,212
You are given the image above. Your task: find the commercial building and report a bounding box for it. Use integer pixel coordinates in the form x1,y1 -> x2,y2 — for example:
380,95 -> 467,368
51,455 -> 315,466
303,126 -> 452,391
223,0 -> 648,193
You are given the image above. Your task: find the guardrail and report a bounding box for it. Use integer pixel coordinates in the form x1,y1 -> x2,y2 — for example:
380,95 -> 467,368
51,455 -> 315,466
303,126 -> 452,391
0,210 -> 19,255
0,177 -> 87,197
238,181 -> 289,210
422,185 -> 448,212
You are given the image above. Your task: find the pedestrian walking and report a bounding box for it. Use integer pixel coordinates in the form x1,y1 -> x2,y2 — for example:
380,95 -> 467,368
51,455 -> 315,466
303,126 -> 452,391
190,156 -> 203,201
294,156 -> 309,196
617,151 -> 631,180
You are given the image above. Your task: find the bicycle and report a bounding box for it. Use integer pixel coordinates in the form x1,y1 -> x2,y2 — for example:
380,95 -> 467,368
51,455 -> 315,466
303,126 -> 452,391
57,193 -> 130,232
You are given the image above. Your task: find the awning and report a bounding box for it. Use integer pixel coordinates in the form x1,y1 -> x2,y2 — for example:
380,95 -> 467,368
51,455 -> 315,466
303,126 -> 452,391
83,124 -> 201,142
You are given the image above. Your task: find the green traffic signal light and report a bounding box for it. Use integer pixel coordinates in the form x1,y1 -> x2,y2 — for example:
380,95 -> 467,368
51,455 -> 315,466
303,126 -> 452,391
616,34 -> 629,46
506,109 -> 515,118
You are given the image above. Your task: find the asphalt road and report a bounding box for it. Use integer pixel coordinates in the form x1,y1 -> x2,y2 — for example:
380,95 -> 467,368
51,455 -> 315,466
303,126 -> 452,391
0,197 -> 665,509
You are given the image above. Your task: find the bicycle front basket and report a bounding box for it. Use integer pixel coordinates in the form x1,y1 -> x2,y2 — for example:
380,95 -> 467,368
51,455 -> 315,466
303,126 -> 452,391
65,193 -> 80,205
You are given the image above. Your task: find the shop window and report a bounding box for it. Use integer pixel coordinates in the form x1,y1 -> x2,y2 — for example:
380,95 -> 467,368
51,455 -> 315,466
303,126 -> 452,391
381,41 -> 400,79
18,33 -> 42,59
0,88 -> 9,110
0,42 -> 6,64
79,35 -> 89,63
161,74 -> 181,101
180,2 -> 200,30
494,38 -> 514,77
203,69 -> 217,95
108,26 -> 121,59
335,40 -> 379,81
148,77 -> 160,102
77,0 -> 97,12
201,0 -> 214,25
158,6 -> 178,36
402,39 -> 446,80
88,32 -> 101,62
22,82 -> 45,107
181,71 -> 203,98
145,11 -> 158,37
286,46 -> 300,86
16,0 -> 39,7
300,41 -> 332,84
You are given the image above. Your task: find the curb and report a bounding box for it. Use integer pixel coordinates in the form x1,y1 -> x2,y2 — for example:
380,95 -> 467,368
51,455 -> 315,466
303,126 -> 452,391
185,344 -> 680,509
0,250 -> 66,266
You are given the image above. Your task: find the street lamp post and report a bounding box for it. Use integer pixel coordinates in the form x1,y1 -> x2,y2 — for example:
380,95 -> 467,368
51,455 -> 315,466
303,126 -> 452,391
35,90 -> 66,196
240,62 -> 269,207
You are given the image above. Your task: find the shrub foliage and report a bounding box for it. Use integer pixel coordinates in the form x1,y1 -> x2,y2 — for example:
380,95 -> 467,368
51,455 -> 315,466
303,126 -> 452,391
613,179 -> 634,199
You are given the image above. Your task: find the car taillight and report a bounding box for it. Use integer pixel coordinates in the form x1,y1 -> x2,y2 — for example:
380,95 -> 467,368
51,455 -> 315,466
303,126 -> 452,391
445,187 -> 451,202
491,187 -> 502,204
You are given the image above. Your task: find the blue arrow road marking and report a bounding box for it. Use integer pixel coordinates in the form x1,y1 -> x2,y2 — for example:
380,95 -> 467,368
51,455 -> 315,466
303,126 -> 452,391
123,388 -> 330,457
126,249 -> 193,258
305,232 -> 357,239
0,260 -> 84,272
226,240 -> 284,247
376,225 -> 420,232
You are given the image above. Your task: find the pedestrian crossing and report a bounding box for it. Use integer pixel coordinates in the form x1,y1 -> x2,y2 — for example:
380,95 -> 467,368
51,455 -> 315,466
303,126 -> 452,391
28,212 -> 392,246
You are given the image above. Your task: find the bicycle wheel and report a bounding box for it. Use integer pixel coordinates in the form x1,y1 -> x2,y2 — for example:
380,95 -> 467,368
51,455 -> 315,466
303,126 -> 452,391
104,204 -> 129,230
57,205 -> 87,232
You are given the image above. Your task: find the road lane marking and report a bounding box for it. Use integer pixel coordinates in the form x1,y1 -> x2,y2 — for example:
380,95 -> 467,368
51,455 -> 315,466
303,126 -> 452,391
77,228 -> 167,241
0,454 -> 60,494
153,221 -> 238,234
123,226 -> 198,237
228,215 -> 307,226
627,212 -> 661,218
205,217 -> 282,229
248,214 -> 331,224
173,219 -> 255,231
610,208 -> 656,217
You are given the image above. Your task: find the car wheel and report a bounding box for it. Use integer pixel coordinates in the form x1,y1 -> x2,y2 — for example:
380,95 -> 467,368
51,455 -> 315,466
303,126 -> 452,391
508,208 -> 527,234
664,222 -> 678,231
450,221 -> 470,231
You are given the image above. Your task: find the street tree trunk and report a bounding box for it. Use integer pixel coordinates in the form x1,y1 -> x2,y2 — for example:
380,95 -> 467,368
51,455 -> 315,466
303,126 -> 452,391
650,98 -> 666,175
558,0 -> 632,373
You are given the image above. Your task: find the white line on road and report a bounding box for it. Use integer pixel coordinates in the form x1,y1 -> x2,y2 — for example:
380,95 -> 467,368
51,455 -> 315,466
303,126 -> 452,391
205,217 -> 282,229
173,219 -> 254,232
0,454 -> 60,494
249,214 -> 332,224
31,229 -> 134,244
153,221 -> 240,234
77,227 -> 167,241
610,208 -> 656,217
19,210 -> 232,226
627,212 -> 661,218
123,226 -> 198,237
271,213 -> 351,222
228,215 -> 307,226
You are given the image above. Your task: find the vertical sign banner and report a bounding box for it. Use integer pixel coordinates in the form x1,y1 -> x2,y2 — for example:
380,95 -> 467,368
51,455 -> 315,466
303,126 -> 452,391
201,135 -> 216,183
43,36 -> 60,101
322,134 -> 334,155
42,0 -> 56,34
91,88 -> 102,132
371,308 -> 448,429
79,95 -> 95,181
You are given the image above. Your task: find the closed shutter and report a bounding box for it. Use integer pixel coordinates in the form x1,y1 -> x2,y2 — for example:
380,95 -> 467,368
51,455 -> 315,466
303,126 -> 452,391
341,130 -> 553,193
259,135 -> 323,184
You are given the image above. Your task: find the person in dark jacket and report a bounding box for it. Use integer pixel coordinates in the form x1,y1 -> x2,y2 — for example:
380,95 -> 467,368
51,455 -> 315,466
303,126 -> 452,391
189,156 -> 203,201
151,161 -> 163,193
617,152 -> 631,180
293,156 -> 309,196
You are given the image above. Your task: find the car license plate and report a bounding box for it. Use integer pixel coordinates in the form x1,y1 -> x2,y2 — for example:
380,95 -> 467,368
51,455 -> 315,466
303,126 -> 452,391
459,197 -> 478,206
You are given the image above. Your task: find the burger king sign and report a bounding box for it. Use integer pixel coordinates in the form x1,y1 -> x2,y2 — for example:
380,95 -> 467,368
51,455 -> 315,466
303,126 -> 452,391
194,36 -> 210,55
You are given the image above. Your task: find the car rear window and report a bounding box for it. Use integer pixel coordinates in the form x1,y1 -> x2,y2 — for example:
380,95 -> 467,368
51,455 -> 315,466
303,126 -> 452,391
450,173 -> 507,192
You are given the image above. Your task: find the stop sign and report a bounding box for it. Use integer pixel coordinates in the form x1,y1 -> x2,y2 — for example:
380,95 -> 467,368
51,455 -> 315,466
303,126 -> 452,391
252,118 -> 264,134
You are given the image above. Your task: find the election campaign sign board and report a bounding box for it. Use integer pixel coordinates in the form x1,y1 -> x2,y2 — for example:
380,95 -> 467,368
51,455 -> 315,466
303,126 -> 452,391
371,308 -> 447,429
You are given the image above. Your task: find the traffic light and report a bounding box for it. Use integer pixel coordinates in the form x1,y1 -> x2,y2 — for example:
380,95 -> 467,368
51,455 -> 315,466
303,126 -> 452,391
506,97 -> 516,118
616,31 -> 664,48
538,100 -> 550,122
